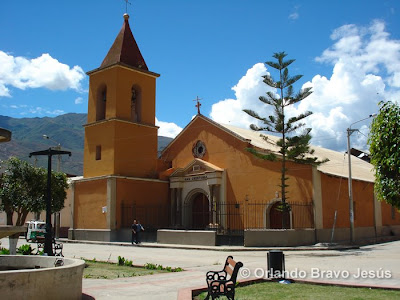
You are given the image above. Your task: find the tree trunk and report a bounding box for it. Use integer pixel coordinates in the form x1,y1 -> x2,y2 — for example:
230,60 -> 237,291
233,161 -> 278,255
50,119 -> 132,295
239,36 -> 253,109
6,211 -> 13,226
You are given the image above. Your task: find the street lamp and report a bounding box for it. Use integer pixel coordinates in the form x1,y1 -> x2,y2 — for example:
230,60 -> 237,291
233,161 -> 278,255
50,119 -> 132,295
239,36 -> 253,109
347,113 -> 376,243
29,148 -> 71,256
43,135 -> 63,239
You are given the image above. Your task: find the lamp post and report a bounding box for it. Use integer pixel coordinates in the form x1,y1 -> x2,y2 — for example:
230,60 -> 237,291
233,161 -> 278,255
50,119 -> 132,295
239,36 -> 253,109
43,135 -> 62,239
29,148 -> 71,256
346,114 -> 376,243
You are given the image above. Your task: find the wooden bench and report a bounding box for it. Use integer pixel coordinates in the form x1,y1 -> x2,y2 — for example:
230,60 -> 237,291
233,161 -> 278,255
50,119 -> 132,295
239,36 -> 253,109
36,237 -> 63,257
205,256 -> 243,300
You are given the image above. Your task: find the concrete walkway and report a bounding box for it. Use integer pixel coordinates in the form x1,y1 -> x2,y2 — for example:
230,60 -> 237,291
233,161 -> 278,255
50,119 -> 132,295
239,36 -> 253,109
1,238 -> 399,299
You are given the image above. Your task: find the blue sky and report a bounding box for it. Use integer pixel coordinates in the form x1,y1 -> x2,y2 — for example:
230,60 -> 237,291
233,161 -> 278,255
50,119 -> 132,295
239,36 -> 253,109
1,0 -> 400,151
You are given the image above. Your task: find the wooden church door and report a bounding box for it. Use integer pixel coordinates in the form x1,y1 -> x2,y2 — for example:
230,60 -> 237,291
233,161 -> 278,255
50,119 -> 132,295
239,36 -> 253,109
192,193 -> 209,229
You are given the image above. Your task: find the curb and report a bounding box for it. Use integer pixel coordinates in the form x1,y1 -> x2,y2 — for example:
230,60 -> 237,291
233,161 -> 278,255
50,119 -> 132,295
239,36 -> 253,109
55,238 -> 359,252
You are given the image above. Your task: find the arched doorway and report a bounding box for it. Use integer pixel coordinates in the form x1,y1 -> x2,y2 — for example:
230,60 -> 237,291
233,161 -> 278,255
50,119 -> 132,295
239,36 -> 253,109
191,193 -> 210,229
269,201 -> 291,229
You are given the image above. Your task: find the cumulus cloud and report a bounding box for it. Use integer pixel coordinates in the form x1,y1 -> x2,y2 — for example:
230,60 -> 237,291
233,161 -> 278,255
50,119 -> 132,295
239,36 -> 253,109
0,51 -> 85,97
209,20 -> 400,152
28,107 -> 65,115
156,118 -> 183,138
210,63 -> 275,129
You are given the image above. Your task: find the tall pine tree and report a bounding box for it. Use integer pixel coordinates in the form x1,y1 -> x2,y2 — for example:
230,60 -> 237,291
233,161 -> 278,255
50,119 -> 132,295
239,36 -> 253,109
243,52 -> 326,228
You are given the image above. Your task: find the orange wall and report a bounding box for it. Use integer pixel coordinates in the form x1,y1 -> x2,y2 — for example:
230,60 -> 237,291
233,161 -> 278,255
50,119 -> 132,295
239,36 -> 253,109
74,179 -> 108,229
83,122 -> 116,177
113,122 -> 158,177
381,201 -> 400,226
115,178 -> 169,228
321,174 -> 375,229
83,120 -> 158,178
163,117 -> 313,206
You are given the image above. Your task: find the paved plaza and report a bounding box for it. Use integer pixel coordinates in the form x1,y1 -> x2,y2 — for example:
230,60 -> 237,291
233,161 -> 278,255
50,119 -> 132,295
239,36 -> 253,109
1,238 -> 399,299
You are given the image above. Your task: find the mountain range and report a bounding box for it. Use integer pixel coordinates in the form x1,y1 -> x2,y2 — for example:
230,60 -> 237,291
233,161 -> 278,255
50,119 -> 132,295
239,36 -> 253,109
0,113 -> 173,175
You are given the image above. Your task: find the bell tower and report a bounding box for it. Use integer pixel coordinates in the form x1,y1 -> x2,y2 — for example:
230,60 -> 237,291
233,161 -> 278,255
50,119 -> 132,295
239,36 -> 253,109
83,13 -> 160,178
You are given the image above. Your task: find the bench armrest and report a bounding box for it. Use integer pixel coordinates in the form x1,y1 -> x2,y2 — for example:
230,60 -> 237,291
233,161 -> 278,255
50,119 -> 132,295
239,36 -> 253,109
207,279 -> 235,294
206,270 -> 227,283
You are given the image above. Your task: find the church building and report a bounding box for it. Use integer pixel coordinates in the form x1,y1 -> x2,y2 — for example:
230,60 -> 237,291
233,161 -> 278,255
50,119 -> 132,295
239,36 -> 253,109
69,13 -> 400,246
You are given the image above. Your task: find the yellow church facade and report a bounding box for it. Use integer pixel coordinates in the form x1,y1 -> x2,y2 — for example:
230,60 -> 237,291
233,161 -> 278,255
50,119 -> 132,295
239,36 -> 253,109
67,13 -> 400,246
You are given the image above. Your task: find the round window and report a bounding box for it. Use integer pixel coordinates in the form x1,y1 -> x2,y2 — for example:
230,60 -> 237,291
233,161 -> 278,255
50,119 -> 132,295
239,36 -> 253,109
192,140 -> 206,158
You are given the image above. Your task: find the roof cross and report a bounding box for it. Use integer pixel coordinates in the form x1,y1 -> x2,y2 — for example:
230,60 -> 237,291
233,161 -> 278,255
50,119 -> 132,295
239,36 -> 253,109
193,96 -> 202,115
122,0 -> 131,14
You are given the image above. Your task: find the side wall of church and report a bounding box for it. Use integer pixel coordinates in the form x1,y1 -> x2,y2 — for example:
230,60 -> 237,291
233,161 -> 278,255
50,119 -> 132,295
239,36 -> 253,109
74,179 -> 108,229
381,201 -> 400,226
321,174 -> 375,229
115,178 -> 169,229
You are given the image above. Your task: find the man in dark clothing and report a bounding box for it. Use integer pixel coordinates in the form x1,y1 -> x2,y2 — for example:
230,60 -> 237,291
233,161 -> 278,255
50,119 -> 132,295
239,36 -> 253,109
131,219 -> 144,244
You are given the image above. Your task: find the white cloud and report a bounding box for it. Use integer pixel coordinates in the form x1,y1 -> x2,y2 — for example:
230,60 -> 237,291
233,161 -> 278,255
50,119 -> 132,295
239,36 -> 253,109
0,51 -> 85,97
289,12 -> 299,20
156,118 -> 183,138
28,106 -> 65,115
75,97 -> 84,104
210,63 -> 275,129
209,20 -> 400,152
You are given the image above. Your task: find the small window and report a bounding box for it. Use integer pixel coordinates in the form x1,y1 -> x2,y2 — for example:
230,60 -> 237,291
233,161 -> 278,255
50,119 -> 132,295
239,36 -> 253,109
193,165 -> 200,172
96,145 -> 102,160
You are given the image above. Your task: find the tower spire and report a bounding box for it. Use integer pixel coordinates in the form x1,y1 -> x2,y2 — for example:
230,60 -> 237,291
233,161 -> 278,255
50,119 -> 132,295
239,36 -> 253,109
99,12 -> 148,71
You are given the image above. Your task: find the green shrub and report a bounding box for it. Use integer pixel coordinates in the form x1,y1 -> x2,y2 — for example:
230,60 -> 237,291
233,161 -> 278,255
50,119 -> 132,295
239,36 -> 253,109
125,259 -> 133,267
0,247 -> 10,255
118,256 -> 126,266
17,244 -> 34,255
144,262 -> 157,270
144,262 -> 183,272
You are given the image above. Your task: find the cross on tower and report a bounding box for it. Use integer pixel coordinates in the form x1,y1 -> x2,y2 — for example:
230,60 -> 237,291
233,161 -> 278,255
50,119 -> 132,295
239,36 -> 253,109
122,0 -> 131,14
193,96 -> 202,115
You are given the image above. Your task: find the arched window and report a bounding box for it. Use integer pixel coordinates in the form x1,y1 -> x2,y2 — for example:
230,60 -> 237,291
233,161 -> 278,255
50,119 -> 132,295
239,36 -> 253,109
96,85 -> 107,121
131,85 -> 141,122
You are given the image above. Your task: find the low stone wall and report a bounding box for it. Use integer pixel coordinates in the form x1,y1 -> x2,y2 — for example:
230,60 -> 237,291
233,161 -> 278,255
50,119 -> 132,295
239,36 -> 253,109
244,229 -> 316,247
68,228 -> 117,241
316,226 -> 400,243
157,229 -> 216,246
0,255 -> 85,300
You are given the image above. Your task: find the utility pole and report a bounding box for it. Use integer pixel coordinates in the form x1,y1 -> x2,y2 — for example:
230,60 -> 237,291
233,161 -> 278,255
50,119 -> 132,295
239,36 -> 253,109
346,113 -> 376,244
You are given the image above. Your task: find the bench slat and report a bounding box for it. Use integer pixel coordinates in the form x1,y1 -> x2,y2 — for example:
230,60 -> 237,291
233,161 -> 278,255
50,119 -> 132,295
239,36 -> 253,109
227,257 -> 237,267
225,265 -> 233,276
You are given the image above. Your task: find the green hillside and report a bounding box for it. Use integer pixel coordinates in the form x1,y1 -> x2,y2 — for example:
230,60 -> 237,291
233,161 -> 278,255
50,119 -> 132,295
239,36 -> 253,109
0,113 -> 173,175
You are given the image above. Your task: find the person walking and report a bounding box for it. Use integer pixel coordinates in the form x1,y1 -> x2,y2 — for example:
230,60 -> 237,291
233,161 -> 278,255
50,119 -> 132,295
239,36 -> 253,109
131,219 -> 145,244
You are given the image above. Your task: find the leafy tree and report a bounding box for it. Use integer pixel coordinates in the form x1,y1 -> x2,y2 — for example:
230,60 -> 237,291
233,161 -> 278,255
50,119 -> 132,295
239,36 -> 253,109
368,101 -> 400,209
0,157 -> 68,226
243,52 -> 326,227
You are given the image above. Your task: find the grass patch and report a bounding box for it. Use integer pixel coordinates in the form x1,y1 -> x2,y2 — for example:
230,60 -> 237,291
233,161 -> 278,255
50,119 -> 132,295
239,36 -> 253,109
195,282 -> 400,300
83,260 -> 183,279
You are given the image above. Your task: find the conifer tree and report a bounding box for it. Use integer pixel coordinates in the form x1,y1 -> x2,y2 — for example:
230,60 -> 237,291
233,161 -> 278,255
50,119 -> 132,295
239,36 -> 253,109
243,52 -> 325,228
